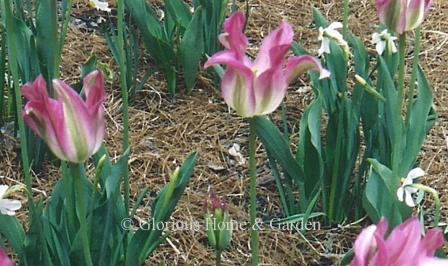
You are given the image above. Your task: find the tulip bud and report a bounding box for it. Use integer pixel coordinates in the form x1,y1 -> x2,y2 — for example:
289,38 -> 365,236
22,70 -> 106,163
204,192 -> 232,252
376,0 -> 432,34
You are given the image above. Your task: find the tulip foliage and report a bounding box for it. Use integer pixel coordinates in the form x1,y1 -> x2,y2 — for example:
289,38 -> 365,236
0,148 -> 198,266
125,0 -> 228,96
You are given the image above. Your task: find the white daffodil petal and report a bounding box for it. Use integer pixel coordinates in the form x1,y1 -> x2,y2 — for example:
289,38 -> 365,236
0,199 -> 21,216
0,199 -> 22,211
329,22 -> 343,30
397,186 -> 405,202
372,33 -> 381,44
0,185 -> 8,198
90,0 -> 111,12
415,190 -> 425,205
319,37 -> 331,56
389,41 -> 398,53
376,42 -> 386,55
318,27 -> 324,40
405,186 -> 419,194
404,191 -> 417,207
407,167 -> 425,180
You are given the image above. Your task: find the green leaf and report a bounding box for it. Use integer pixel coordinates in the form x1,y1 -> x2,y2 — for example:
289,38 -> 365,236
312,8 -> 329,29
165,0 -> 193,29
377,57 -> 404,173
363,159 -> 410,227
36,0 -> 58,80
126,152 -> 198,265
297,99 -> 323,202
401,66 -> 434,172
0,215 -> 25,254
253,116 -> 304,184
180,7 -> 204,92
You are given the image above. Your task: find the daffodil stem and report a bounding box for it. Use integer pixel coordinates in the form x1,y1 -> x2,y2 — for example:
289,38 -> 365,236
70,163 -> 93,266
406,26 -> 421,126
248,118 -> 259,266
343,0 -> 349,37
117,0 -> 130,215
410,183 -> 441,227
397,33 -> 407,113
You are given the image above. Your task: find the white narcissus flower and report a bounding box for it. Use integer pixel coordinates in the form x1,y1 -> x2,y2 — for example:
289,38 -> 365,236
371,29 -> 398,55
396,168 -> 425,207
89,0 -> 111,12
318,22 -> 350,56
0,185 -> 21,216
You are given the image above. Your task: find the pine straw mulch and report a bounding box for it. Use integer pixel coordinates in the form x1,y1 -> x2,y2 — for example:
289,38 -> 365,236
1,0 -> 448,265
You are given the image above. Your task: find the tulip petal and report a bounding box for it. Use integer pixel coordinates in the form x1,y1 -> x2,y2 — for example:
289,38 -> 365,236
0,248 -> 14,266
22,75 -> 49,102
253,21 -> 294,74
204,50 -> 252,71
352,225 -> 377,266
253,67 -> 287,115
83,70 -> 106,154
22,77 -> 74,161
387,217 -> 421,263
222,68 -> 255,117
53,80 -> 95,162
377,0 -> 406,34
24,101 -> 70,161
220,12 -> 248,57
205,50 -> 256,117
420,229 -> 445,256
407,0 -> 427,31
420,257 -> 448,266
285,55 -> 330,83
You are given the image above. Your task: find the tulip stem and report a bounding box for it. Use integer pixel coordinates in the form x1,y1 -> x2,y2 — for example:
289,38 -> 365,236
397,33 -> 407,113
406,26 -> 421,126
70,163 -> 93,266
216,249 -> 222,266
248,118 -> 259,266
117,0 -> 130,215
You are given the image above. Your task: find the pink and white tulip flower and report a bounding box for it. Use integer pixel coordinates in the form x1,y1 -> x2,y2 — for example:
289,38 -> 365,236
376,0 -> 433,34
204,12 -> 330,118
0,248 -> 13,266
22,71 -> 106,163
351,217 -> 448,266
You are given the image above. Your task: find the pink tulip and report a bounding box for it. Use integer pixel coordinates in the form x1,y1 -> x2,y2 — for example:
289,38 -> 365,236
204,12 -> 330,118
351,217 -> 448,266
376,0 -> 432,34
0,248 -> 14,266
22,70 -> 105,163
